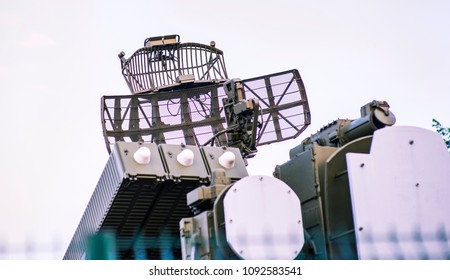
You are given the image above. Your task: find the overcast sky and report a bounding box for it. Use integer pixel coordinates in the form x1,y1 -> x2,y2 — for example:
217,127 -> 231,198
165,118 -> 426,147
0,0 -> 449,259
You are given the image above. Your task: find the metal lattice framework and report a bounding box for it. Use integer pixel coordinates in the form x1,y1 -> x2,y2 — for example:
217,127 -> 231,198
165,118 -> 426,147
101,69 -> 311,154
119,37 -> 228,93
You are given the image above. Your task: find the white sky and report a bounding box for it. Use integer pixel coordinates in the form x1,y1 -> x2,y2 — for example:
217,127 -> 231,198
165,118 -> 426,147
0,0 -> 449,259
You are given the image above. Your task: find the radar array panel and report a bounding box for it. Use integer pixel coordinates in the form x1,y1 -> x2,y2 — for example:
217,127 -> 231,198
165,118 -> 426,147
101,69 -> 310,155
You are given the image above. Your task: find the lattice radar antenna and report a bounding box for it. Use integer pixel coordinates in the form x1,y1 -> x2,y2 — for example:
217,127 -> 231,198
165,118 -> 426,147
103,34 -> 311,159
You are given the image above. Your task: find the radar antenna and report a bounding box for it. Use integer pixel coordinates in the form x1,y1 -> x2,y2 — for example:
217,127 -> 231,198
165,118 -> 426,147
103,35 -> 311,158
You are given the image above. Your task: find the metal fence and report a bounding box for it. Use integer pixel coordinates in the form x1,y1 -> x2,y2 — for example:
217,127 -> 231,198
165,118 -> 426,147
0,239 -> 64,260
2,229 -> 450,260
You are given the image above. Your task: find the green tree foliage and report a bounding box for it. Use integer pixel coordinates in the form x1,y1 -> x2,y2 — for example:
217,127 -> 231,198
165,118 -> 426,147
432,119 -> 450,151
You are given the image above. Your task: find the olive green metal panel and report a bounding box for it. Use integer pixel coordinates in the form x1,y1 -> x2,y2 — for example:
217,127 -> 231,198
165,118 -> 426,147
213,184 -> 238,260
158,144 -> 209,182
323,136 -> 372,259
275,143 -> 337,259
112,142 -> 166,180
200,146 -> 248,181
276,149 -> 316,202
180,211 -> 216,260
